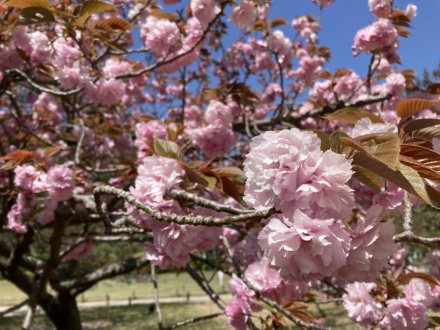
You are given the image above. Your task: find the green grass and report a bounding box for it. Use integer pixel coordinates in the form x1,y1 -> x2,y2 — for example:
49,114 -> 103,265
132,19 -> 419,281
0,271 -> 229,306
0,301 -> 363,330
0,303 -> 230,330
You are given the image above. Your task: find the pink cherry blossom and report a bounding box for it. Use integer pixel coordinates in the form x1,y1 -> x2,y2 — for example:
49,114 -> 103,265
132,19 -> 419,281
343,282 -> 383,325
188,124 -> 236,158
231,1 -> 257,28
190,0 -> 220,27
258,210 -> 351,281
14,165 -> 41,192
368,0 -> 391,17
140,17 -> 181,58
44,163 -> 75,201
244,129 -> 354,220
204,100 -> 233,126
353,18 -> 399,62
338,205 -> 398,282
134,120 -> 168,160
350,118 -> 397,138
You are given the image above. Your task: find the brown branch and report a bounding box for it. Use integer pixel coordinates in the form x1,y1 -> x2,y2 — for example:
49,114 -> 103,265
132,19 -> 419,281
167,189 -> 253,215
394,232 -> 440,248
151,264 -> 164,330
6,69 -> 81,96
233,94 -> 391,131
0,299 -> 29,317
61,255 -> 150,295
185,265 -> 225,310
163,313 -> 224,330
94,185 -> 274,229
115,3 -> 227,79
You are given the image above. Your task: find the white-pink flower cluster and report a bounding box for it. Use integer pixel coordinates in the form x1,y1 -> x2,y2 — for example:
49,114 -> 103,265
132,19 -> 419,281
337,205 -> 398,282
140,17 -> 181,58
134,120 -> 168,160
188,100 -> 236,158
368,0 -> 391,17
353,18 -> 399,63
129,156 -> 221,268
343,282 -> 383,325
258,210 -> 351,281
231,1 -> 257,29
7,163 -> 76,232
244,128 -> 354,219
343,279 -> 434,329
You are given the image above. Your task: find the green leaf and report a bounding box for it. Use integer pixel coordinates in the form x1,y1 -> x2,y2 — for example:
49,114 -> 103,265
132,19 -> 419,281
329,131 -> 349,153
325,107 -> 384,125
312,130 -> 331,152
396,98 -> 440,118
352,165 -> 383,192
17,6 -> 54,25
153,138 -> 182,160
341,133 -> 401,170
76,0 -> 113,27
352,152 -> 440,206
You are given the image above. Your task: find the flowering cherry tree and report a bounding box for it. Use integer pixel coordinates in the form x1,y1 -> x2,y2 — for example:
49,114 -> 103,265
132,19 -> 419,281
1,0 -> 440,329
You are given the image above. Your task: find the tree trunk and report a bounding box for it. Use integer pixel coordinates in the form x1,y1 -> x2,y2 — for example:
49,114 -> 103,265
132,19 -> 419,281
41,292 -> 82,330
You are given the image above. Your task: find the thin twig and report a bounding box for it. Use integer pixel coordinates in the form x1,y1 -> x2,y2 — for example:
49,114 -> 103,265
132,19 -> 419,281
115,3 -> 227,79
151,264 -> 163,330
163,312 -> 224,330
75,119 -> 85,165
0,299 -> 29,317
221,238 -> 326,330
21,303 -> 35,330
403,191 -> 413,232
185,265 -> 225,310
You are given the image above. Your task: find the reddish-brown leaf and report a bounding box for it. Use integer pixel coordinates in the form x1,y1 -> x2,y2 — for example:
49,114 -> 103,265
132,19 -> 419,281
325,107 -> 384,125
397,272 -> 440,288
396,98 -> 440,118
0,149 -> 38,169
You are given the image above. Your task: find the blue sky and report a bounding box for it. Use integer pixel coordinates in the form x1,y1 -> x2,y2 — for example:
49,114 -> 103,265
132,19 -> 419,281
156,0 -> 440,78
268,0 -> 440,76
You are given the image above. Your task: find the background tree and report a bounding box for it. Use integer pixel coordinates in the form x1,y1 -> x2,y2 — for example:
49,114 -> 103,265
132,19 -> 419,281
1,1 -> 440,330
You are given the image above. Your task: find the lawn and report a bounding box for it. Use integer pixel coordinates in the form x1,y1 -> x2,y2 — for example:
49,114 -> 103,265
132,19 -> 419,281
0,301 -> 364,329
0,271 -> 229,306
0,303 -> 230,330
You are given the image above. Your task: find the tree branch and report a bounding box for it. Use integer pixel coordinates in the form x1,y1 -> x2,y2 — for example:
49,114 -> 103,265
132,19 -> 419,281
151,264 -> 164,330
185,265 -> 225,310
6,69 -> 81,96
115,3 -> 227,79
94,185 -> 274,229
61,255 -> 150,295
163,312 -> 224,330
394,232 -> 440,248
167,189 -> 253,215
233,95 -> 391,131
